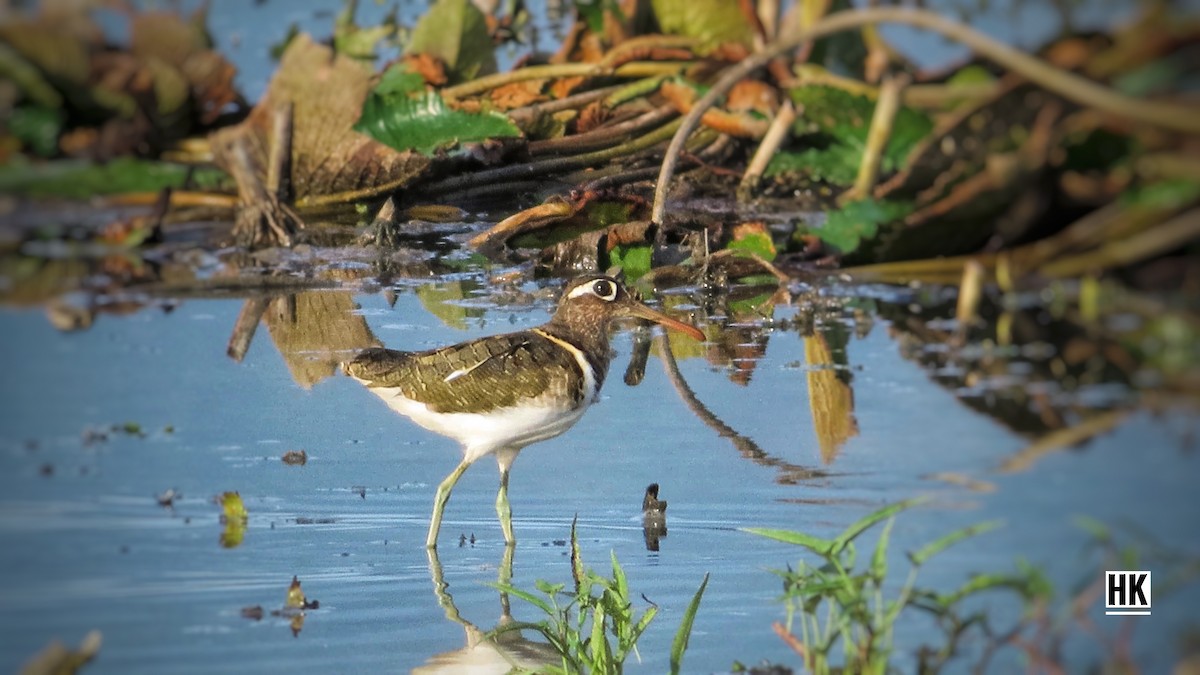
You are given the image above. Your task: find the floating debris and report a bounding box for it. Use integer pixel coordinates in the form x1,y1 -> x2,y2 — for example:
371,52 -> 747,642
155,488 -> 180,508
281,449 -> 308,465
18,630 -> 101,675
240,605 -> 264,621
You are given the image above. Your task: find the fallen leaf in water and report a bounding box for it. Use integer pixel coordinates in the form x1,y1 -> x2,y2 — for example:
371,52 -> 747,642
219,491 -> 247,522
286,576 -> 306,608
279,576 -> 319,611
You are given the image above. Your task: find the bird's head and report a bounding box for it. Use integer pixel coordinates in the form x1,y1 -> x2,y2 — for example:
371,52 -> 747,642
552,274 -> 705,341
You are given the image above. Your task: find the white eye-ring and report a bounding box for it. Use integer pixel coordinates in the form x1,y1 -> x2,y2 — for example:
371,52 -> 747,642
568,278 -> 619,301
591,279 -> 617,300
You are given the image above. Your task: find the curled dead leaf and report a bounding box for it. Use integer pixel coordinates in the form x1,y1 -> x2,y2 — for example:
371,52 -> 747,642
660,80 -> 769,138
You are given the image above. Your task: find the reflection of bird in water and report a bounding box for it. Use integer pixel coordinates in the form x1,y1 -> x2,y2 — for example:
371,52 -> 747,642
343,275 -> 704,548
642,483 -> 668,551
413,547 -> 558,674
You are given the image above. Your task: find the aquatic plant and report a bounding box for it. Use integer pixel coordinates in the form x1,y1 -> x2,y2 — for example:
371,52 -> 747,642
492,518 -> 708,675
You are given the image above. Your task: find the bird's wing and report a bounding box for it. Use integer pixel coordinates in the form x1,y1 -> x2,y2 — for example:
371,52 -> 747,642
342,332 -> 584,413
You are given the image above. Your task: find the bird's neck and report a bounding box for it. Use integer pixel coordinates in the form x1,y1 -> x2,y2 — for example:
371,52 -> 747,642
541,313 -> 613,390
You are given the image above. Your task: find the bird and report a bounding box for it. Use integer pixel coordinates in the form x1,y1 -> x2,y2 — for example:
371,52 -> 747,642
642,483 -> 668,551
342,274 -> 705,548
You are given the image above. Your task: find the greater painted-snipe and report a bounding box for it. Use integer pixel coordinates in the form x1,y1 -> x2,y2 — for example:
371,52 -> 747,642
343,274 -> 704,548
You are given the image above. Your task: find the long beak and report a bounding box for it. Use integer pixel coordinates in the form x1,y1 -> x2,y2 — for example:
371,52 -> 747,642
625,302 -> 705,341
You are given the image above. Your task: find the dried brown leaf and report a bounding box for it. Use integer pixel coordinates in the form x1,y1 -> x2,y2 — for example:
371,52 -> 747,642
490,80 -> 547,110
209,34 -> 430,202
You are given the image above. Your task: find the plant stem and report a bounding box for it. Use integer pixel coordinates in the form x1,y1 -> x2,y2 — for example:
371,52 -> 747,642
421,119 -> 684,195
652,5 -> 1200,225
443,61 -> 689,101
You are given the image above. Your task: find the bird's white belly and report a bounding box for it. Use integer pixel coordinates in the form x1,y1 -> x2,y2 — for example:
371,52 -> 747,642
369,388 -> 592,464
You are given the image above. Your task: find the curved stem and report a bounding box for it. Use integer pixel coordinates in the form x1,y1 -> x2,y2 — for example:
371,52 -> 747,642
443,61 -> 689,101
421,118 -> 683,195
651,6 -> 1200,225
528,105 -> 677,156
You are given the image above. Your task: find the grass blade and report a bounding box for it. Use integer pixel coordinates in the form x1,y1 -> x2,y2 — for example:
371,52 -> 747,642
744,527 -> 835,555
908,520 -> 1003,566
670,573 -> 709,675
869,517 -> 896,581
489,582 -> 556,615
831,497 -> 929,555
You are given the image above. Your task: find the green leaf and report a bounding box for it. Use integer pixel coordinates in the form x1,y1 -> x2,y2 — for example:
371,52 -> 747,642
406,0 -> 497,83
590,601 -> 608,668
354,64 -> 521,156
611,550 -> 629,604
334,0 -> 397,60
0,41 -> 62,108
869,517 -> 895,582
670,573 -> 708,675
608,244 -> 652,281
651,0 -> 753,48
908,520 -> 1003,567
1121,178 -> 1200,211
817,198 -> 912,255
7,105 -> 64,158
771,85 -> 933,186
535,579 -> 566,596
765,145 -> 860,185
789,85 -> 931,165
743,527 -> 835,556
491,582 -> 557,615
830,497 -> 928,556
726,225 -> 777,261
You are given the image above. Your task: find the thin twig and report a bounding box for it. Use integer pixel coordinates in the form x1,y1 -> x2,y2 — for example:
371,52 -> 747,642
421,119 -> 684,195
528,105 -> 677,156
842,72 -> 910,203
738,99 -> 796,200
443,61 -> 688,101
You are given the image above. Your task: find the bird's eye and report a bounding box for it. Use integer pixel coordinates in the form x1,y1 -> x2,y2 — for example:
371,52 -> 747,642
592,279 -> 617,300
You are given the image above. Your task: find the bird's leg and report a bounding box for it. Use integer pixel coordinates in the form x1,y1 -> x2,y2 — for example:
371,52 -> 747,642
428,459 -> 472,549
495,448 -> 519,546
496,465 -> 514,545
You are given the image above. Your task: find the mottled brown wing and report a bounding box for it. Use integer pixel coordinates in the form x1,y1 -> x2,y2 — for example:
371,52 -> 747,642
343,332 -> 585,413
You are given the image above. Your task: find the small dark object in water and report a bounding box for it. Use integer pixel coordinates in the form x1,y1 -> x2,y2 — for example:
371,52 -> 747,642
155,488 -> 179,508
281,450 -> 307,465
642,483 -> 668,552
241,605 -> 265,621
642,483 -> 667,514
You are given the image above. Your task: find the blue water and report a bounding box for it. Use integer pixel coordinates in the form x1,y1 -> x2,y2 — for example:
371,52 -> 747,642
1,280 -> 1196,673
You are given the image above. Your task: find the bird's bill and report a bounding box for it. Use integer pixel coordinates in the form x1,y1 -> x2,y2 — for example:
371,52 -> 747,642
625,303 -> 706,341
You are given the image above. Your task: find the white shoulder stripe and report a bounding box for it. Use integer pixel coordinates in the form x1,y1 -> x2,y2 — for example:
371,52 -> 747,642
532,328 -> 598,403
